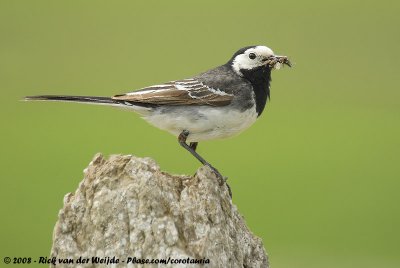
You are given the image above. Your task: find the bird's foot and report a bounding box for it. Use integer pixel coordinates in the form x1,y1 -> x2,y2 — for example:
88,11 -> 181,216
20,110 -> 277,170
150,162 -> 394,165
205,164 -> 232,198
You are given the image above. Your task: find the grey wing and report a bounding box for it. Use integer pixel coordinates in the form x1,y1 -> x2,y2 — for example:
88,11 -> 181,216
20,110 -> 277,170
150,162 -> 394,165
112,79 -> 233,106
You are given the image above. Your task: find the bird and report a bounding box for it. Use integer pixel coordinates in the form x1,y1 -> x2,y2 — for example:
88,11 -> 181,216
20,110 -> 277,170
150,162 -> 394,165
25,45 -> 291,186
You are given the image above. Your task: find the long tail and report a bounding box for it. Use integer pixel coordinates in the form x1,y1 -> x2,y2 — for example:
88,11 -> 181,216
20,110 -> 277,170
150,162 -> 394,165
23,95 -> 156,113
24,95 -> 118,106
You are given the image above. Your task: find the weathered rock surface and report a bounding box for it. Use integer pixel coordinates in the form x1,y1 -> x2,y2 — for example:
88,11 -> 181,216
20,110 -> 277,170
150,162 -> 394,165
51,154 -> 268,268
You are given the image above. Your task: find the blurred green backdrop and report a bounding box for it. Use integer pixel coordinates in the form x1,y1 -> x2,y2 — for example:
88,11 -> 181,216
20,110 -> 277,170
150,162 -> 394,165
1,0 -> 399,267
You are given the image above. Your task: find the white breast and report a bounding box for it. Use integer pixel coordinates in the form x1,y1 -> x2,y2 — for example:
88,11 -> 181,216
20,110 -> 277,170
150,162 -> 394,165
142,105 -> 258,142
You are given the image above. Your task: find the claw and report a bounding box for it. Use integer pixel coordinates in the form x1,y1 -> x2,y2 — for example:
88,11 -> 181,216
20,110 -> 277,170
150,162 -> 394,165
206,164 -> 232,198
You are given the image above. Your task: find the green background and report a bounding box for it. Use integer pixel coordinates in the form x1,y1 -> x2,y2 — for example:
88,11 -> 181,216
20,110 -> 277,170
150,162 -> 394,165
1,1 -> 399,267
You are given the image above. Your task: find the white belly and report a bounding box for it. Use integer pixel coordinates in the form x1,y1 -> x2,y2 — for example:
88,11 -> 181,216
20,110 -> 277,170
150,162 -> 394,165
141,106 -> 258,142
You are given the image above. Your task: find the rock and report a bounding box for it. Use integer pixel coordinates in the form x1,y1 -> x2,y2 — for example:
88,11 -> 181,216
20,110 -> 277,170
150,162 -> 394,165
50,154 -> 268,268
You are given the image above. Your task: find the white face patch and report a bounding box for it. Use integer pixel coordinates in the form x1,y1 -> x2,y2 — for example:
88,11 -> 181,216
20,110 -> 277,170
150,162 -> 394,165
232,46 -> 275,76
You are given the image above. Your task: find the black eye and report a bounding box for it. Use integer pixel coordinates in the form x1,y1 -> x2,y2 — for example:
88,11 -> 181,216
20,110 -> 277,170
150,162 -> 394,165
249,53 -> 257,60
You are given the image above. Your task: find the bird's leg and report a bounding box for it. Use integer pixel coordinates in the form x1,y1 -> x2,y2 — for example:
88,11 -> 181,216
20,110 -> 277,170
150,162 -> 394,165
178,131 -> 216,172
178,130 -> 228,185
189,142 -> 198,151
178,130 -> 232,197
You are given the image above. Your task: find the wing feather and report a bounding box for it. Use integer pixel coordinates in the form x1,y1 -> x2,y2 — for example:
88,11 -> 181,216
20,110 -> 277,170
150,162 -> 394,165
112,79 -> 233,106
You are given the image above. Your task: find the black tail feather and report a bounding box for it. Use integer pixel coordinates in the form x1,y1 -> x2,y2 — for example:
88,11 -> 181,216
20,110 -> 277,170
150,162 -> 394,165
24,95 -> 116,105
24,94 -> 160,108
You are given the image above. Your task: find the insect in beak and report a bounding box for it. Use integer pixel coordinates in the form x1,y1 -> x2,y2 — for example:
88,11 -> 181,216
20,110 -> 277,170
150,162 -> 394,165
263,55 -> 292,69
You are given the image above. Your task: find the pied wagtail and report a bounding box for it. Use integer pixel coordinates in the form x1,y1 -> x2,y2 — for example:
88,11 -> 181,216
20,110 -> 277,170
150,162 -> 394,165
25,45 -> 291,186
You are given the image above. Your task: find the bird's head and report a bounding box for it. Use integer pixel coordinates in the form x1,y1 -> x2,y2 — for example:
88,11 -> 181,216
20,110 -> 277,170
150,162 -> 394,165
230,45 -> 291,76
